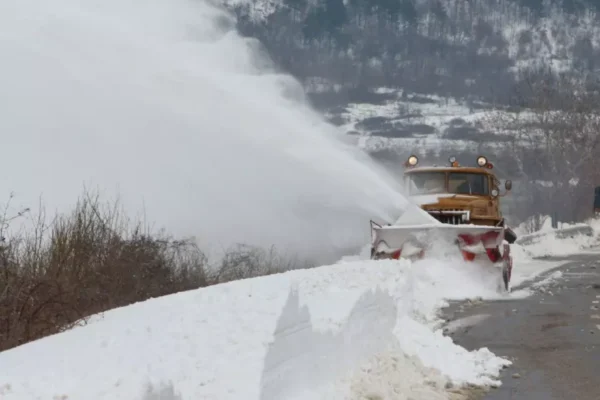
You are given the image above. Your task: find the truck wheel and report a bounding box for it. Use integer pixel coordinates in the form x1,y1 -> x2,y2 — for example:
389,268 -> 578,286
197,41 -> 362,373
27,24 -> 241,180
501,258 -> 512,293
502,266 -> 510,292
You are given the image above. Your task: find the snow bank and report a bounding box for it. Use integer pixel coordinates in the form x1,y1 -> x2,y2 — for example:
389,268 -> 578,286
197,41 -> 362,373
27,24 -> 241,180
493,215 -> 600,292
513,215 -> 590,236
512,215 -> 600,259
518,232 -> 598,258
0,257 -> 514,400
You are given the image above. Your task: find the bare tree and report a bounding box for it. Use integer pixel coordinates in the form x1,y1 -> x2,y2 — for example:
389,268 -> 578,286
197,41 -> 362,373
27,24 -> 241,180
483,73 -> 600,223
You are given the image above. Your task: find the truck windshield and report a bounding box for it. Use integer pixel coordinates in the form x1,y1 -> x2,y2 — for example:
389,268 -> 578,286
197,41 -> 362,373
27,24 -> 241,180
407,172 -> 446,194
449,172 -> 489,195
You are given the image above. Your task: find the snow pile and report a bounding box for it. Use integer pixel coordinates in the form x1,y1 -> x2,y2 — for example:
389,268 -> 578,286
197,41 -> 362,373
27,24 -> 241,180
0,257 -> 513,400
512,216 -> 600,259
520,233 -> 598,258
513,216 -> 592,237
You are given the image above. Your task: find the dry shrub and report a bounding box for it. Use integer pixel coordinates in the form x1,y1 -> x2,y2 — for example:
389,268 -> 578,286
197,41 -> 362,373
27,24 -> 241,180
0,190 -> 311,352
212,244 -> 313,284
522,214 -> 549,234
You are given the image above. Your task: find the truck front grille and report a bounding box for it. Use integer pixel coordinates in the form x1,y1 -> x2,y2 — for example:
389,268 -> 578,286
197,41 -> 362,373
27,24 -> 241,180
427,209 -> 470,225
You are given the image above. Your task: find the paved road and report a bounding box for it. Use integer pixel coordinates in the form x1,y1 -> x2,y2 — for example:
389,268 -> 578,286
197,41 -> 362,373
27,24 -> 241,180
442,253 -> 600,400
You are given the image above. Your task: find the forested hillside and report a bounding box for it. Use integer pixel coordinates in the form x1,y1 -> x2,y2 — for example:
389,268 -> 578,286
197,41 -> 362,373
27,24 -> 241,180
228,0 -> 600,106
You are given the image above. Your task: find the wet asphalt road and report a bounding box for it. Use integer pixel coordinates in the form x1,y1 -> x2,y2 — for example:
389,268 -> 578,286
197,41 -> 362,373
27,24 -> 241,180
442,253 -> 600,400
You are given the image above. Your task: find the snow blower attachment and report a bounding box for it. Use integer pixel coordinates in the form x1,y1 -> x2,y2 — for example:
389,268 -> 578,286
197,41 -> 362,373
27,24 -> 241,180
370,155 -> 518,292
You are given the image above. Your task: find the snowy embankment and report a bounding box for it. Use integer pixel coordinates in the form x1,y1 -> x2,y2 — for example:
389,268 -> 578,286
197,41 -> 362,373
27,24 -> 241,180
1,212 -> 594,400
513,216 -> 600,259
0,235 -> 570,400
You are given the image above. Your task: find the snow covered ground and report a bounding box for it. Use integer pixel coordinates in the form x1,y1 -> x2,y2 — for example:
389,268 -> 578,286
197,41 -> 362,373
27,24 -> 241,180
0,258 -> 508,400
1,0 -> 598,398
0,226 -> 588,400
513,216 -> 600,259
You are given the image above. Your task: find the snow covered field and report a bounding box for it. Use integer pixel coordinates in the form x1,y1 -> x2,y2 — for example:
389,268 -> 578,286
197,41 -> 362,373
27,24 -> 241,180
0,227 -> 591,400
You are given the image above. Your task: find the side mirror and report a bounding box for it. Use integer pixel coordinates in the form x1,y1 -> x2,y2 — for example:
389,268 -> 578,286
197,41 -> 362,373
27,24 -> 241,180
505,180 -> 512,191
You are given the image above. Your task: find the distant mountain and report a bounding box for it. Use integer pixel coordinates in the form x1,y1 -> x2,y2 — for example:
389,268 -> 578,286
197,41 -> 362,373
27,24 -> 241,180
227,0 -> 600,105
225,0 -> 600,224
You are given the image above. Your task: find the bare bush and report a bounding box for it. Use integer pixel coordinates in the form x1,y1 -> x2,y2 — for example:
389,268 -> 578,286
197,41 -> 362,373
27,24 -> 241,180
0,189 -> 311,352
212,244 -> 313,284
521,214 -> 549,234
140,382 -> 182,400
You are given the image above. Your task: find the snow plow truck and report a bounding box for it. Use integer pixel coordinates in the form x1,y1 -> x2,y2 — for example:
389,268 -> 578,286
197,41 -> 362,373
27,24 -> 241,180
370,155 -> 518,292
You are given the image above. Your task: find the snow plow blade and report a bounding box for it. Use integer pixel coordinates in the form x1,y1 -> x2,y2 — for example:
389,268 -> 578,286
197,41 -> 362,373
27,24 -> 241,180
370,220 -> 506,263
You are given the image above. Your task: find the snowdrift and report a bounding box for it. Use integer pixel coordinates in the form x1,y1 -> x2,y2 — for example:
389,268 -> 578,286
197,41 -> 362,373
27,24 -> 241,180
0,219 -> 584,400
0,257 -> 516,400
512,216 -> 600,258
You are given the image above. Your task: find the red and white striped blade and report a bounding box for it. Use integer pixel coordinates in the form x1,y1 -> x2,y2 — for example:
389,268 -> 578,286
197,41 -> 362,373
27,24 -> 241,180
372,223 -> 504,256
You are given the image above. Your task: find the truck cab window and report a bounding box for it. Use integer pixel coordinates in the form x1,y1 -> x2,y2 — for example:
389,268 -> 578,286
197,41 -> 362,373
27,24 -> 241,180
407,172 -> 446,195
449,173 -> 489,195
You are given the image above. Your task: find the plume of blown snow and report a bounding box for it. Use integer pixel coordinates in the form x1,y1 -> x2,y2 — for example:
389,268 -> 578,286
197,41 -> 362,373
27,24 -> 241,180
0,0 -> 411,264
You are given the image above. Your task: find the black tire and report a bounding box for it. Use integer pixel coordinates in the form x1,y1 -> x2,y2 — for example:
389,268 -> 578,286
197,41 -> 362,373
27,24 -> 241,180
504,228 -> 517,244
501,257 -> 512,292
502,267 -> 509,291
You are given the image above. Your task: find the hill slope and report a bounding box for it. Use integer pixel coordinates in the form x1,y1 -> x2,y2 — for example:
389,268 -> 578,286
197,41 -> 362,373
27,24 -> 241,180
0,253 -> 561,400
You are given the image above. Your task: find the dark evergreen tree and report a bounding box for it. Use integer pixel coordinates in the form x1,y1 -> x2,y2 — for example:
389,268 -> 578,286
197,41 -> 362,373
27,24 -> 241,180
323,0 -> 348,32
518,0 -> 545,15
398,0 -> 418,25
302,4 -> 328,41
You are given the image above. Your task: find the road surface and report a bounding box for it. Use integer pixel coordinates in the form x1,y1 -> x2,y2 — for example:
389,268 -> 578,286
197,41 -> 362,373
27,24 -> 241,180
443,253 -> 600,400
